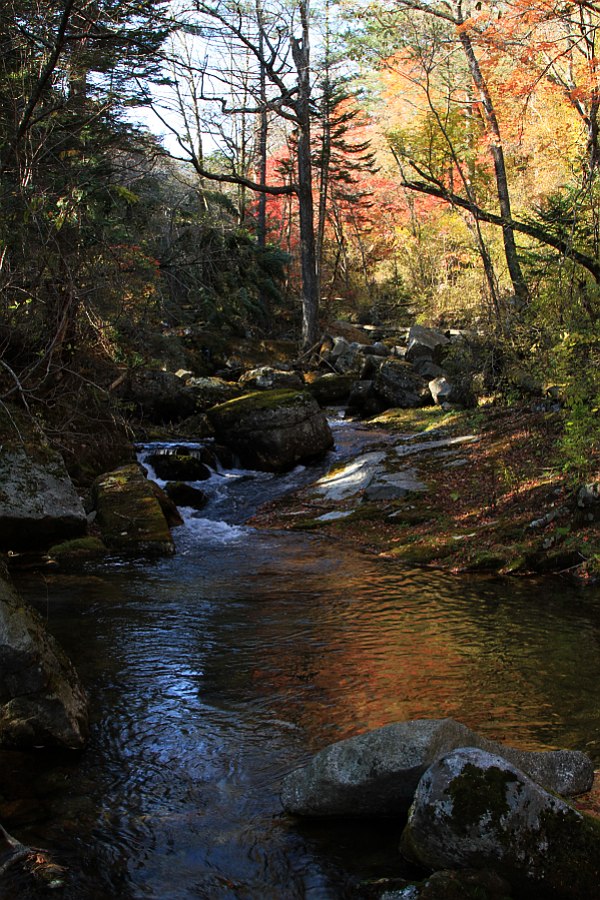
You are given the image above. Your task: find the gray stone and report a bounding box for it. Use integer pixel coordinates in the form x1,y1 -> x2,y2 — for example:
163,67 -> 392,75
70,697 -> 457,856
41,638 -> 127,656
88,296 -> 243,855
208,390 -> 333,472
401,747 -> 600,900
280,718 -> 593,817
374,359 -> 430,408
577,482 -> 600,508
238,366 -> 304,392
187,376 -> 242,411
363,470 -> 427,501
0,565 -> 88,749
412,358 -> 446,380
0,447 -> 87,550
314,451 -> 387,501
405,325 -> 450,365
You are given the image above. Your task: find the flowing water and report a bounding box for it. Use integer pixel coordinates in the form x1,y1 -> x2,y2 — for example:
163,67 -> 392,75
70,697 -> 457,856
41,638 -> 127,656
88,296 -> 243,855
3,420 -> 600,899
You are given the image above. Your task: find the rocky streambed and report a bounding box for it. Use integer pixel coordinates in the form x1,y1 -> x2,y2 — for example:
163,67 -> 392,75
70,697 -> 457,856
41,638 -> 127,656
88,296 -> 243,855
1,322 -> 600,896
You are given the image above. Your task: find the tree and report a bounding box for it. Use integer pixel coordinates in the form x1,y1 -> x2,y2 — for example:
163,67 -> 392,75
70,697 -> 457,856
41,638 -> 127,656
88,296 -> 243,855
155,0 -> 323,348
0,0 -> 171,394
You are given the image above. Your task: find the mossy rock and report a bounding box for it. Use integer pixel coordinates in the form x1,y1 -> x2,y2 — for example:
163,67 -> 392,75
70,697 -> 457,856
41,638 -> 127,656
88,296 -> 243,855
208,390 -> 333,472
92,464 -> 175,555
48,537 -> 107,565
401,747 -> 600,900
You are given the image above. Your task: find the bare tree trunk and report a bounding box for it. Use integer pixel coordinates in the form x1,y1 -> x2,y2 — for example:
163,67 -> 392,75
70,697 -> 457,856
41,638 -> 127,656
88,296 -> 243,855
292,1 -> 320,348
455,2 -> 528,306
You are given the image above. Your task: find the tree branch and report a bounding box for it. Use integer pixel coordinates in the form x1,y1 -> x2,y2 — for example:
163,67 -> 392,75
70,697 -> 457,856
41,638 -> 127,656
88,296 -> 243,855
401,177 -> 600,282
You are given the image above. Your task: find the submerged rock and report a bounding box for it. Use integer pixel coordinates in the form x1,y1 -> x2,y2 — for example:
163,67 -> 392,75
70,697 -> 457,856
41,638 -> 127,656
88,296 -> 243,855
0,565 -> 88,749
0,447 -> 87,550
401,747 -> 600,900
280,718 -> 593,817
208,389 -> 333,472
92,464 -> 175,555
165,482 -> 208,510
380,868 -> 512,900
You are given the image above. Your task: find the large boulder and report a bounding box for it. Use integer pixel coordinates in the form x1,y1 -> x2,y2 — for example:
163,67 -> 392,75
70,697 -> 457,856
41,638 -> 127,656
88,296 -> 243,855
405,325 -> 450,365
0,565 -> 88,749
123,369 -> 196,423
0,447 -> 87,550
401,747 -> 600,900
280,718 -> 593,817
207,390 -> 334,472
374,359 -> 431,409
92,464 -> 175,555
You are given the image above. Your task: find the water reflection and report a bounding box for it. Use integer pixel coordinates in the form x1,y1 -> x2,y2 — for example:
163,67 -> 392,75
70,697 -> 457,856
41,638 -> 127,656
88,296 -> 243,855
4,529 -> 600,898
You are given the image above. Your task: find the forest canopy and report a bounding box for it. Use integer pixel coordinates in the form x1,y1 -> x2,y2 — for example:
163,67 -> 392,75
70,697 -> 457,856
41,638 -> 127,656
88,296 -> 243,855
1,0 -> 600,473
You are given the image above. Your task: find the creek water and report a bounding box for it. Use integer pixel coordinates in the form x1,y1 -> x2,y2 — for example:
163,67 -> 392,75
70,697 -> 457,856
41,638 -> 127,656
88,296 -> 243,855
4,420 -> 600,899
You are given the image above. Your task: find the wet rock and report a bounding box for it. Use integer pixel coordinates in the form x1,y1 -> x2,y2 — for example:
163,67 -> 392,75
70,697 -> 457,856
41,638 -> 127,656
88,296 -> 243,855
374,360 -> 430,409
165,482 -> 209,510
380,869 -> 512,900
208,390 -> 333,472
401,747 -> 600,900
280,718 -> 593,817
0,564 -> 88,749
92,464 -> 175,555
405,325 -> 450,365
149,481 -> 184,528
238,366 -> 304,391
145,448 -> 212,481
0,446 -> 87,550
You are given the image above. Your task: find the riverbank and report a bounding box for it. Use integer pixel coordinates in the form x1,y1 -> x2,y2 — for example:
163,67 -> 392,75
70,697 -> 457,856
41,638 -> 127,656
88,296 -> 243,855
249,403 -> 600,582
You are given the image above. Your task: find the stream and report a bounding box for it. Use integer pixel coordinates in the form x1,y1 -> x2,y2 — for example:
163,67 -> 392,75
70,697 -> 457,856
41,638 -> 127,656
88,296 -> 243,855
4,418 -> 600,899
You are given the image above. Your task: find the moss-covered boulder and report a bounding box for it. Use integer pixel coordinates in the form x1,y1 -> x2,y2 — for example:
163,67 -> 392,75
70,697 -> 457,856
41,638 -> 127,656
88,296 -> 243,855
280,718 -> 592,818
207,390 -> 334,472
401,747 -> 600,900
92,464 -> 175,555
0,446 -> 87,551
0,564 -> 88,749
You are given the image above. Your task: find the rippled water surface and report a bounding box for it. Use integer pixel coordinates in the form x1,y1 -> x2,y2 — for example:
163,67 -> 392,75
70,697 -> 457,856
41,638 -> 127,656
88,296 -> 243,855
4,424 -> 600,898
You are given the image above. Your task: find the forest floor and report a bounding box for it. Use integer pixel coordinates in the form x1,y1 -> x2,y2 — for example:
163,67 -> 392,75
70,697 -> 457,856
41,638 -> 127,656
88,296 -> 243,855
249,403 -> 600,582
